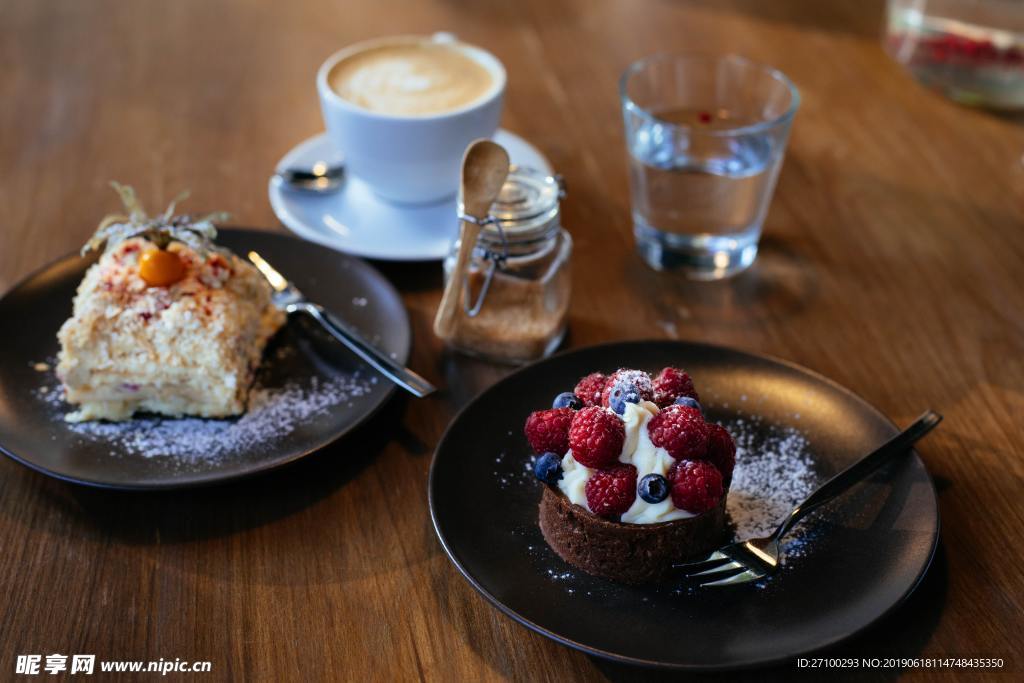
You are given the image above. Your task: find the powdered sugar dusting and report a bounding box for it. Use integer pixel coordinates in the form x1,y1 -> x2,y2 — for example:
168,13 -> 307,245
609,369 -> 653,396
724,416 -> 821,559
34,372 -> 374,462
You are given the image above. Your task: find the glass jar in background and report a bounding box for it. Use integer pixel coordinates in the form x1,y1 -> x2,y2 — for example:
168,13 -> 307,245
442,166 -> 571,364
885,0 -> 1024,110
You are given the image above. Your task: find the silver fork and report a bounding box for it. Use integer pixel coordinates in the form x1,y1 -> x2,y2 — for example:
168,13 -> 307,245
248,251 -> 436,398
676,410 -> 942,587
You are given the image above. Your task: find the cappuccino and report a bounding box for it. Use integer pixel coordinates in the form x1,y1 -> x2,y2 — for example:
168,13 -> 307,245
318,35 -> 505,203
328,42 -> 496,116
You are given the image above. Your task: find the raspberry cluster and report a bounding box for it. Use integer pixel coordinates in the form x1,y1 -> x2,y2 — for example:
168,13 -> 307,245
525,366 -> 736,519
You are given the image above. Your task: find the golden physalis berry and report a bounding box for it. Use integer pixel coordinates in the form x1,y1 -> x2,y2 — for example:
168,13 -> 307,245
138,248 -> 185,287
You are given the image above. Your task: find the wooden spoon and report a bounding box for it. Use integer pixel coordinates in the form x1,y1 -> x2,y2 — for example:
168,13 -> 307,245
433,139 -> 510,340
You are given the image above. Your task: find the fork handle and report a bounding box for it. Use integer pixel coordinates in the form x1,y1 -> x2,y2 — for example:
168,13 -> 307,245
773,410 -> 942,541
298,303 -> 436,398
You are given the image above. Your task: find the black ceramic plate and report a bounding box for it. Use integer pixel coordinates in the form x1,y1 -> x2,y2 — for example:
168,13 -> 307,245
429,341 -> 938,670
0,229 -> 410,489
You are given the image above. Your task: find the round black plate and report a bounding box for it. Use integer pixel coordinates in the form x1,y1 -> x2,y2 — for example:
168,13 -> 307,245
0,229 -> 410,489
429,341 -> 938,670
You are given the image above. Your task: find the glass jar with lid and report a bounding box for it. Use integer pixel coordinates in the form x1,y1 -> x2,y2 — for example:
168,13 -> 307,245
442,165 -> 571,364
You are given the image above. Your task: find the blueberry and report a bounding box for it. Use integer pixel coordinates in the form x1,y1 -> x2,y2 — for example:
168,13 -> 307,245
552,392 -> 583,410
607,380 -> 641,415
533,452 -> 563,484
674,395 -> 703,416
638,474 -> 670,503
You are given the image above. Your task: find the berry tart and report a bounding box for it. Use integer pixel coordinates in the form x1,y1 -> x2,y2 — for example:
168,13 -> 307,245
527,367 -> 736,584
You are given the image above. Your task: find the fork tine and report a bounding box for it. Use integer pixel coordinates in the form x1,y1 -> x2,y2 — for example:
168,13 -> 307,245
672,550 -> 728,571
688,559 -> 744,578
700,568 -> 762,587
681,563 -> 747,585
247,251 -> 289,292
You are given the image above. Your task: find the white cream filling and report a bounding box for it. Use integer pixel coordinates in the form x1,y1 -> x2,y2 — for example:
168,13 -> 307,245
557,401 -> 695,523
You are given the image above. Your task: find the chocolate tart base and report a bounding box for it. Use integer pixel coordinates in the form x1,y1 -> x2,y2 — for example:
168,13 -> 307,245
538,486 -> 728,584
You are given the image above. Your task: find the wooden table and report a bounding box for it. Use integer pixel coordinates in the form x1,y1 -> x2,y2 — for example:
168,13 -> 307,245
2,0 -> 1022,679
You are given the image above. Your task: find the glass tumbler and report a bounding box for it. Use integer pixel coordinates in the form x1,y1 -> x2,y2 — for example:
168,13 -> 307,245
621,54 -> 799,279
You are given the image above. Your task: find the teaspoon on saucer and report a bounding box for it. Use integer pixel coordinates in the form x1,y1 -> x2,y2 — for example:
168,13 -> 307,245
275,161 -> 345,193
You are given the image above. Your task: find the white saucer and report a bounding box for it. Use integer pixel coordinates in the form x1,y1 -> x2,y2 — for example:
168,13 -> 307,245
268,130 -> 552,261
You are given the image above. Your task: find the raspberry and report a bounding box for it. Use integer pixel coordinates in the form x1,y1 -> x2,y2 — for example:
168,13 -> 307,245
647,404 -> 709,460
652,367 -> 699,407
523,408 -> 573,455
668,460 -> 723,513
585,464 -> 637,519
600,369 -> 654,407
706,423 -> 736,486
573,372 -> 607,407
568,406 -> 625,468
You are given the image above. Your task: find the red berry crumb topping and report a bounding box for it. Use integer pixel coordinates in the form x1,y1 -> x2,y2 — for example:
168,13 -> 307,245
585,463 -> 638,519
600,368 -> 654,407
652,366 -> 699,407
706,423 -> 736,485
524,408 -> 573,455
669,460 -> 723,513
568,406 -> 625,468
573,372 -> 607,407
647,404 -> 709,460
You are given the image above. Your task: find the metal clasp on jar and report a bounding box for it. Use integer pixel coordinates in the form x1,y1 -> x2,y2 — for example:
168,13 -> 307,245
456,211 -> 509,317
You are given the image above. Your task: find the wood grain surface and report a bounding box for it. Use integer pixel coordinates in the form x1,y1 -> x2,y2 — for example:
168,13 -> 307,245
2,0 -> 1023,680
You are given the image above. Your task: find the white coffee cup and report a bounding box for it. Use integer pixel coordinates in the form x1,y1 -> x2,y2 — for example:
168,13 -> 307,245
317,34 -> 506,205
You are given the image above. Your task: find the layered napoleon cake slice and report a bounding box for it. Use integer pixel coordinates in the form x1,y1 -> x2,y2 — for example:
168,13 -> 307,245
56,184 -> 285,422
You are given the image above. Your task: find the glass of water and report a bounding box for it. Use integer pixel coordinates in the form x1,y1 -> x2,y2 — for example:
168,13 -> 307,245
621,54 -> 799,279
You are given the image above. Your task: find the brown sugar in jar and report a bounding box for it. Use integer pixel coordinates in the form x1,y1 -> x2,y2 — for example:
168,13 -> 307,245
442,166 -> 571,364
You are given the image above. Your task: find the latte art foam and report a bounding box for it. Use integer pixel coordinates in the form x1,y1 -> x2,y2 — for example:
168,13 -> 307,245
329,43 -> 496,116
